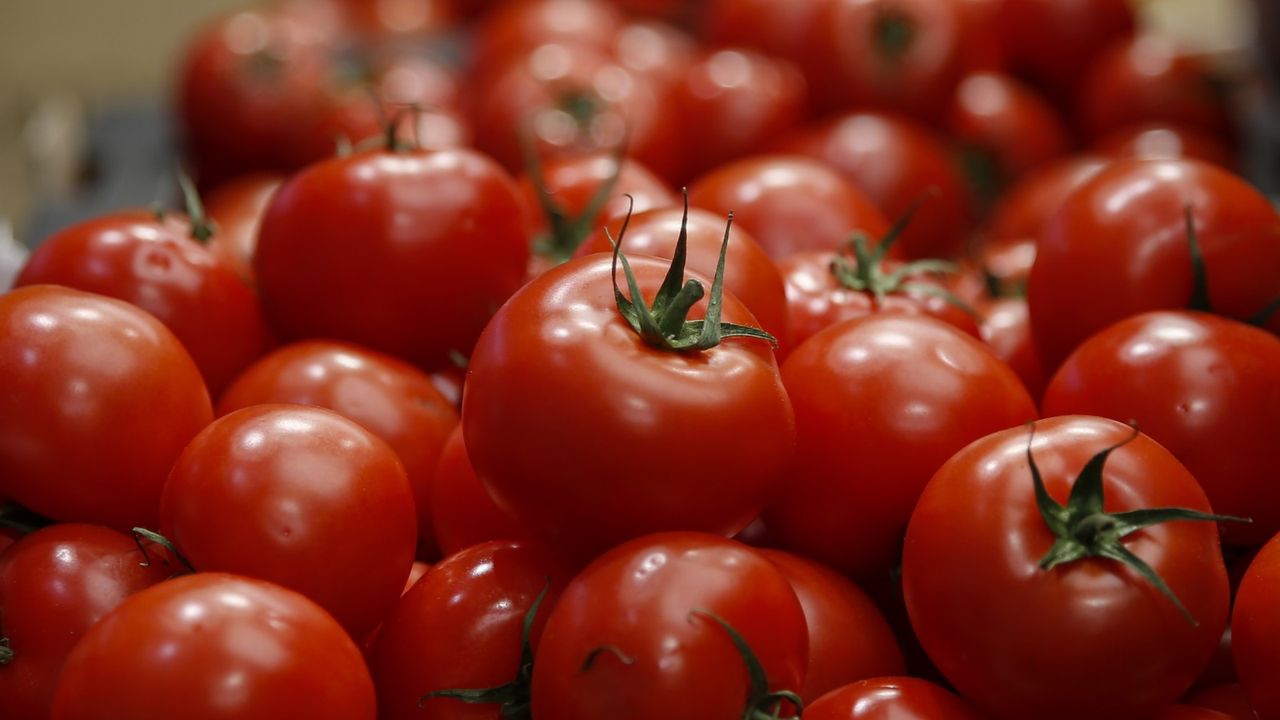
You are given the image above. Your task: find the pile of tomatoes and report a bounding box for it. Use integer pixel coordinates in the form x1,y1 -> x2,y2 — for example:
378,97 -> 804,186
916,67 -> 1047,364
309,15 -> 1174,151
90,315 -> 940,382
3,0 -> 1280,718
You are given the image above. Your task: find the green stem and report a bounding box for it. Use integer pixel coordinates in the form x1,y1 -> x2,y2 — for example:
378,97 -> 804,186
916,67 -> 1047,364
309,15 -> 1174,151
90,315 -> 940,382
1183,206 -> 1213,312
131,527 -> 196,575
177,170 -> 214,244
0,637 -> 11,665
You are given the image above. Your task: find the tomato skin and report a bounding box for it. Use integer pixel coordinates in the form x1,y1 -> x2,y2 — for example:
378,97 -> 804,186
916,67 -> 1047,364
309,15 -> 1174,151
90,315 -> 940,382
903,416 -> 1229,720
765,315 -> 1036,579
983,154 -> 1108,245
161,404 -> 418,638
469,0 -> 625,80
203,173 -> 284,286
254,147 -> 529,370
370,540 -> 571,720
530,532 -> 808,720
1029,159 -> 1280,371
1158,706 -> 1238,720
996,0 -> 1135,103
804,677 -> 982,719
759,550 -> 904,703
688,155 -> 890,260
1233,535 -> 1280,719
16,210 -> 273,397
50,573 -> 376,720
1093,123 -> 1235,168
0,524 -> 169,720
978,296 -> 1046,401
950,72 -> 1070,185
1185,684 -> 1260,720
1043,312 -> 1280,546
776,113 -> 973,260
0,286 -> 212,530
580,207 -> 790,352
431,425 -> 528,556
464,254 -> 794,558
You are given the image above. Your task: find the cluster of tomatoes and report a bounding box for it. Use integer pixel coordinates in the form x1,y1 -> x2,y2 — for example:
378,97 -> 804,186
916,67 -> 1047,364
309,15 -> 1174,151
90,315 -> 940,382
3,0 -> 1280,718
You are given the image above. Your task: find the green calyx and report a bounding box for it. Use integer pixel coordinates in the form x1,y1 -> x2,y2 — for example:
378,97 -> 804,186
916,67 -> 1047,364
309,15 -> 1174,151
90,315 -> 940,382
1181,206 -> 1280,327
131,527 -> 196,576
177,171 -> 215,245
611,193 -> 777,352
524,139 -> 626,264
688,610 -> 803,720
419,583 -> 551,720
873,6 -> 918,60
0,637 -> 11,666
1026,422 -> 1248,625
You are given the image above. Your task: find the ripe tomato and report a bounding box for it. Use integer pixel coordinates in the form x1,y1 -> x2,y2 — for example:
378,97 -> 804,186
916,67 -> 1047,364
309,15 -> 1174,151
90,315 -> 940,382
1158,707 -> 1238,720
530,532 -> 808,720
161,404 -> 418,638
469,0 -> 625,80
759,550 -> 904,702
904,416 -> 1230,719
431,425 -> 528,556
254,146 -> 529,370
0,286 -> 212,530
0,524 -> 169,719
996,0 -> 1134,103
978,295 -> 1046,401
203,173 -> 284,286
688,155 -> 890,260
16,209 -> 273,397
949,72 -> 1069,190
217,340 -> 458,559
1028,158 -> 1280,371
701,0 -> 830,77
803,677 -> 982,719
51,573 -> 376,720
610,20 -> 699,93
1184,683 -> 1260,720
775,112 -> 972,260
765,315 -> 1036,579
1093,123 -> 1235,168
1043,312 -> 1280,545
983,154 -> 1108,245
1233,534 -> 1280,718
370,540 -> 572,720
464,251 -> 794,557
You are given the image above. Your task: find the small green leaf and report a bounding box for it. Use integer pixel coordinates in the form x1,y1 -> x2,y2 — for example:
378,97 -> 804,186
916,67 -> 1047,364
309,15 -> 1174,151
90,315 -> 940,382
1064,423 -> 1139,519
1026,424 -> 1070,537
1184,206 -> 1213,313
1096,542 -> 1197,625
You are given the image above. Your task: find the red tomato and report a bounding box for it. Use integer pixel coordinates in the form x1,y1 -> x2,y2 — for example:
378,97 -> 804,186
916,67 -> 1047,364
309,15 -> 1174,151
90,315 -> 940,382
760,550 -> 904,703
431,425 -> 528,556
217,340 -> 458,559
370,540 -> 571,720
1028,158 -> 1280,371
1044,312 -> 1280,545
983,154 -> 1108,245
469,0 -> 626,80
996,0 -> 1135,103
0,286 -> 212,530
978,295 -> 1046,401
579,206 -> 790,352
51,573 -> 376,720
776,112 -> 973,259
610,20 -> 699,92
254,146 -> 529,370
204,173 -> 284,285
1233,534 -> 1280,718
464,252 -> 794,557
531,532 -> 808,720
688,155 -> 890,260
701,0 -> 830,76
949,72 -> 1070,190
161,404 -> 418,638
1159,706 -> 1239,720
1093,123 -> 1236,168
1078,36 -> 1231,141
1185,684 -> 1260,720
329,0 -> 458,39
765,315 -> 1036,579
955,0 -> 1004,72
804,677 -> 982,719
16,210 -> 273,397
904,416 -> 1230,719
0,525 -> 169,719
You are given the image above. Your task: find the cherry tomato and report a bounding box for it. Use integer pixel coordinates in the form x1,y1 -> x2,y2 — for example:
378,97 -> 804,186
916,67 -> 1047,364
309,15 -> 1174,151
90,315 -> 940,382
204,173 -> 284,286
765,315 -> 1036,579
996,0 -> 1135,103
804,677 -> 982,719
1233,534 -> 1280,718
161,404 -> 417,638
1028,158 -> 1280,371
51,573 -> 376,720
759,550 -> 904,703
431,425 -> 528,556
0,524 -> 169,719
1093,123 -> 1235,168
370,540 -> 572,720
255,146 -> 529,370
904,416 -> 1230,719
531,532 -> 808,720
688,155 -> 890,260
0,286 -> 212,530
218,340 -> 458,559
983,154 -> 1108,245
949,72 -> 1069,190
16,210 -> 273,397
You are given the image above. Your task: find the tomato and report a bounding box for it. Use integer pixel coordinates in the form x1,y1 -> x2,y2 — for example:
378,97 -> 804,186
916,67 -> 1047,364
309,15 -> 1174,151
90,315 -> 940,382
610,20 -> 699,92
978,296 -> 1046,401
1184,684 -> 1259,720
1077,35 -> 1231,141
469,0 -> 625,80
1093,123 -> 1235,168
254,146 -> 529,370
218,340 -> 458,559
701,0 -> 830,77
949,72 -> 1069,195
775,112 -> 972,260
161,404 -> 417,638
403,561 -> 430,593
675,48 -> 809,181
431,425 -> 528,556
0,286 -> 212,530
996,0 -> 1135,103
0,524 -> 169,719
688,155 -> 890,260
464,250 -> 794,558
1028,158 -> 1280,371
370,540 -> 572,720
955,0 -> 1004,72
1043,312 -> 1280,545
579,205 -> 790,352
983,154 -> 1108,245
204,173 -> 284,286
51,573 -> 376,720
765,315 -> 1036,579
530,532 -> 808,720
16,209 -> 273,397
329,0 -> 458,39
1233,534 -> 1280,718
803,677 -> 982,719
759,550 -> 903,703
903,416 -> 1231,719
